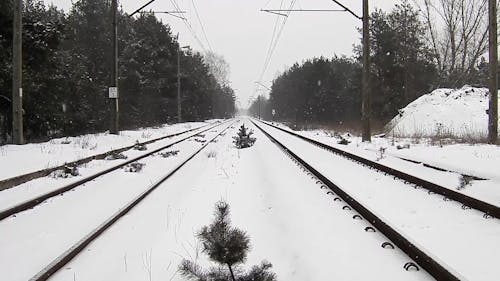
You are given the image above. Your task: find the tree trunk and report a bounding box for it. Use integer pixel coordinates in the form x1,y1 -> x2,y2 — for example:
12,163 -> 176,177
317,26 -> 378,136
227,264 -> 236,281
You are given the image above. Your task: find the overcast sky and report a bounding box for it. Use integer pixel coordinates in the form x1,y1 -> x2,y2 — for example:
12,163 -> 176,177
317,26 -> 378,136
43,0 -> 395,107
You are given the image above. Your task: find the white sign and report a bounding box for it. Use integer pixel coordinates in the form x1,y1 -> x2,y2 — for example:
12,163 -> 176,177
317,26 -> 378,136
108,87 -> 118,99
272,109 -> 276,116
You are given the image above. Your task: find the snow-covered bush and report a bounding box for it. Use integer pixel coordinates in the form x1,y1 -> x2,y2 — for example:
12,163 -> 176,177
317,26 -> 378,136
233,125 -> 256,149
51,165 -> 79,178
179,201 -> 276,281
160,150 -> 180,158
123,162 -> 145,173
133,141 -> 147,151
104,152 -> 128,160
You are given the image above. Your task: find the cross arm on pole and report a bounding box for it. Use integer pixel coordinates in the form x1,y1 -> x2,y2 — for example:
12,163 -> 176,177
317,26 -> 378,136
330,0 -> 362,20
129,0 -> 157,17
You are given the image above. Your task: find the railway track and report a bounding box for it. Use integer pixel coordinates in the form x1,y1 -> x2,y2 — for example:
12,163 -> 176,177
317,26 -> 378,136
0,122 -> 215,192
257,119 -> 500,220
0,120 -> 230,221
251,119 -> 461,280
21,120 -> 236,281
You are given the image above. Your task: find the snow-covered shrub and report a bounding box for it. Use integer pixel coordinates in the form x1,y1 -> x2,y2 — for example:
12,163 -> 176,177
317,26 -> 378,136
458,175 -> 474,190
179,201 -> 276,281
233,125 -> 256,149
133,141 -> 147,151
105,152 -> 128,160
51,165 -> 79,178
123,162 -> 145,173
160,150 -> 180,158
141,131 -> 153,139
376,147 -> 387,161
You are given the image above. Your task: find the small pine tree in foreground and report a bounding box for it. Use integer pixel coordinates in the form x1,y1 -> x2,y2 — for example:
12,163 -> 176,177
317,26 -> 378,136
179,201 -> 276,281
233,125 -> 256,149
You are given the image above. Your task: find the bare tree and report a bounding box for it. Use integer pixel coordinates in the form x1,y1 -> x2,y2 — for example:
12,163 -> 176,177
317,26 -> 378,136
413,0 -> 497,85
204,51 -> 231,87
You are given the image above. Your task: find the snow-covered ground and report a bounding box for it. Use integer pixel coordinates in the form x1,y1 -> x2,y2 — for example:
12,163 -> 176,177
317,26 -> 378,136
1,115 -> 499,280
1,119 -> 433,281
0,122 -> 232,281
47,119 -> 431,281
258,120 -> 500,281
0,121 -> 214,181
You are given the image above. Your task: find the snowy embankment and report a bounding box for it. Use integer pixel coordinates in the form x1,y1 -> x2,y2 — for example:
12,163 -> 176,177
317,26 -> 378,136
0,121 -> 213,181
385,86 -> 499,139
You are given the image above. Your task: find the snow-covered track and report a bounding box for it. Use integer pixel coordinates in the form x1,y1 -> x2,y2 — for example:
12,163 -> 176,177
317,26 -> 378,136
258,119 -> 500,220
0,122 -> 214,192
251,119 -> 461,281
28,120 -> 236,281
0,121 -> 229,221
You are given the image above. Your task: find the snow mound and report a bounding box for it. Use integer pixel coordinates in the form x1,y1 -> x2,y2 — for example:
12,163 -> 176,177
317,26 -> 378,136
386,86 -> 499,138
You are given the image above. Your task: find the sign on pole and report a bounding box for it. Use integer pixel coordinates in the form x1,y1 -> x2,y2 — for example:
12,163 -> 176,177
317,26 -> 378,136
108,87 -> 118,99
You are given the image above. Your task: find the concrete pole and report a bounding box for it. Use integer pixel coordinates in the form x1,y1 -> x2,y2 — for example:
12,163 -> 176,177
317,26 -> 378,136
110,0 -> 119,134
488,0 -> 498,144
361,0 -> 371,142
12,0 -> 23,144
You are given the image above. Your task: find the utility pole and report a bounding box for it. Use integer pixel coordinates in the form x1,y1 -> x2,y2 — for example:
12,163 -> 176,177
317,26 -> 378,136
262,1 -> 372,141
361,0 -> 371,142
12,0 -> 23,144
109,0 -> 119,134
488,0 -> 498,144
258,96 -> 261,119
177,38 -> 182,123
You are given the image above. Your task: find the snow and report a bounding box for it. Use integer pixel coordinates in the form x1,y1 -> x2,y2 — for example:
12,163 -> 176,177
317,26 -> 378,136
1,119 -> 433,281
386,86 -> 500,138
258,121 -> 500,281
0,121 -> 213,181
0,124 -> 229,281
1,114 -> 500,280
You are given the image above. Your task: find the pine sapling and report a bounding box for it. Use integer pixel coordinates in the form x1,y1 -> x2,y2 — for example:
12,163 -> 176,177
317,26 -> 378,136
233,124 -> 256,149
179,201 -> 276,281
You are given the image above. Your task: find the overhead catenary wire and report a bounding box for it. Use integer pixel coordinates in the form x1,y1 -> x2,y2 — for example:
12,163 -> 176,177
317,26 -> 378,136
190,0 -> 214,53
258,0 -> 297,84
259,0 -> 285,82
169,0 -> 207,53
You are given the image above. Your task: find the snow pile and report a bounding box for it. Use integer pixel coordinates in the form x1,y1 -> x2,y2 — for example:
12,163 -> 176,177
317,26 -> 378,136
386,86 -> 499,138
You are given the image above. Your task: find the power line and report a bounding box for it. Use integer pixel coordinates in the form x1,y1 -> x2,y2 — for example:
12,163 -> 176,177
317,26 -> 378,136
191,0 -> 214,53
169,0 -> 207,52
258,0 -> 286,83
258,0 -> 297,83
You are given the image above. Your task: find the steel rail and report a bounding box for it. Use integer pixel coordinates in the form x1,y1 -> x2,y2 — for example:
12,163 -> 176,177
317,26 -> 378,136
257,119 -> 500,220
251,119 -> 461,281
0,122 -> 216,191
0,120 -> 230,221
29,120 -> 237,281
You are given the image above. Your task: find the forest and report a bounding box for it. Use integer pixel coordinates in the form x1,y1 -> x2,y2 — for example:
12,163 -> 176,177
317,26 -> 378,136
249,0 -> 497,129
0,0 -> 236,143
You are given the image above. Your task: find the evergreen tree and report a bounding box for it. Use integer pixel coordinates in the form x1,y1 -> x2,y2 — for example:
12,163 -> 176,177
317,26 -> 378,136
364,1 -> 437,119
180,201 -> 276,281
233,124 -> 256,149
0,0 -> 235,143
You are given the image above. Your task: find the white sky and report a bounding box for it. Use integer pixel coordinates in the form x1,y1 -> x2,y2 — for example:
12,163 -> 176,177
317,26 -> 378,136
43,0 -> 395,107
